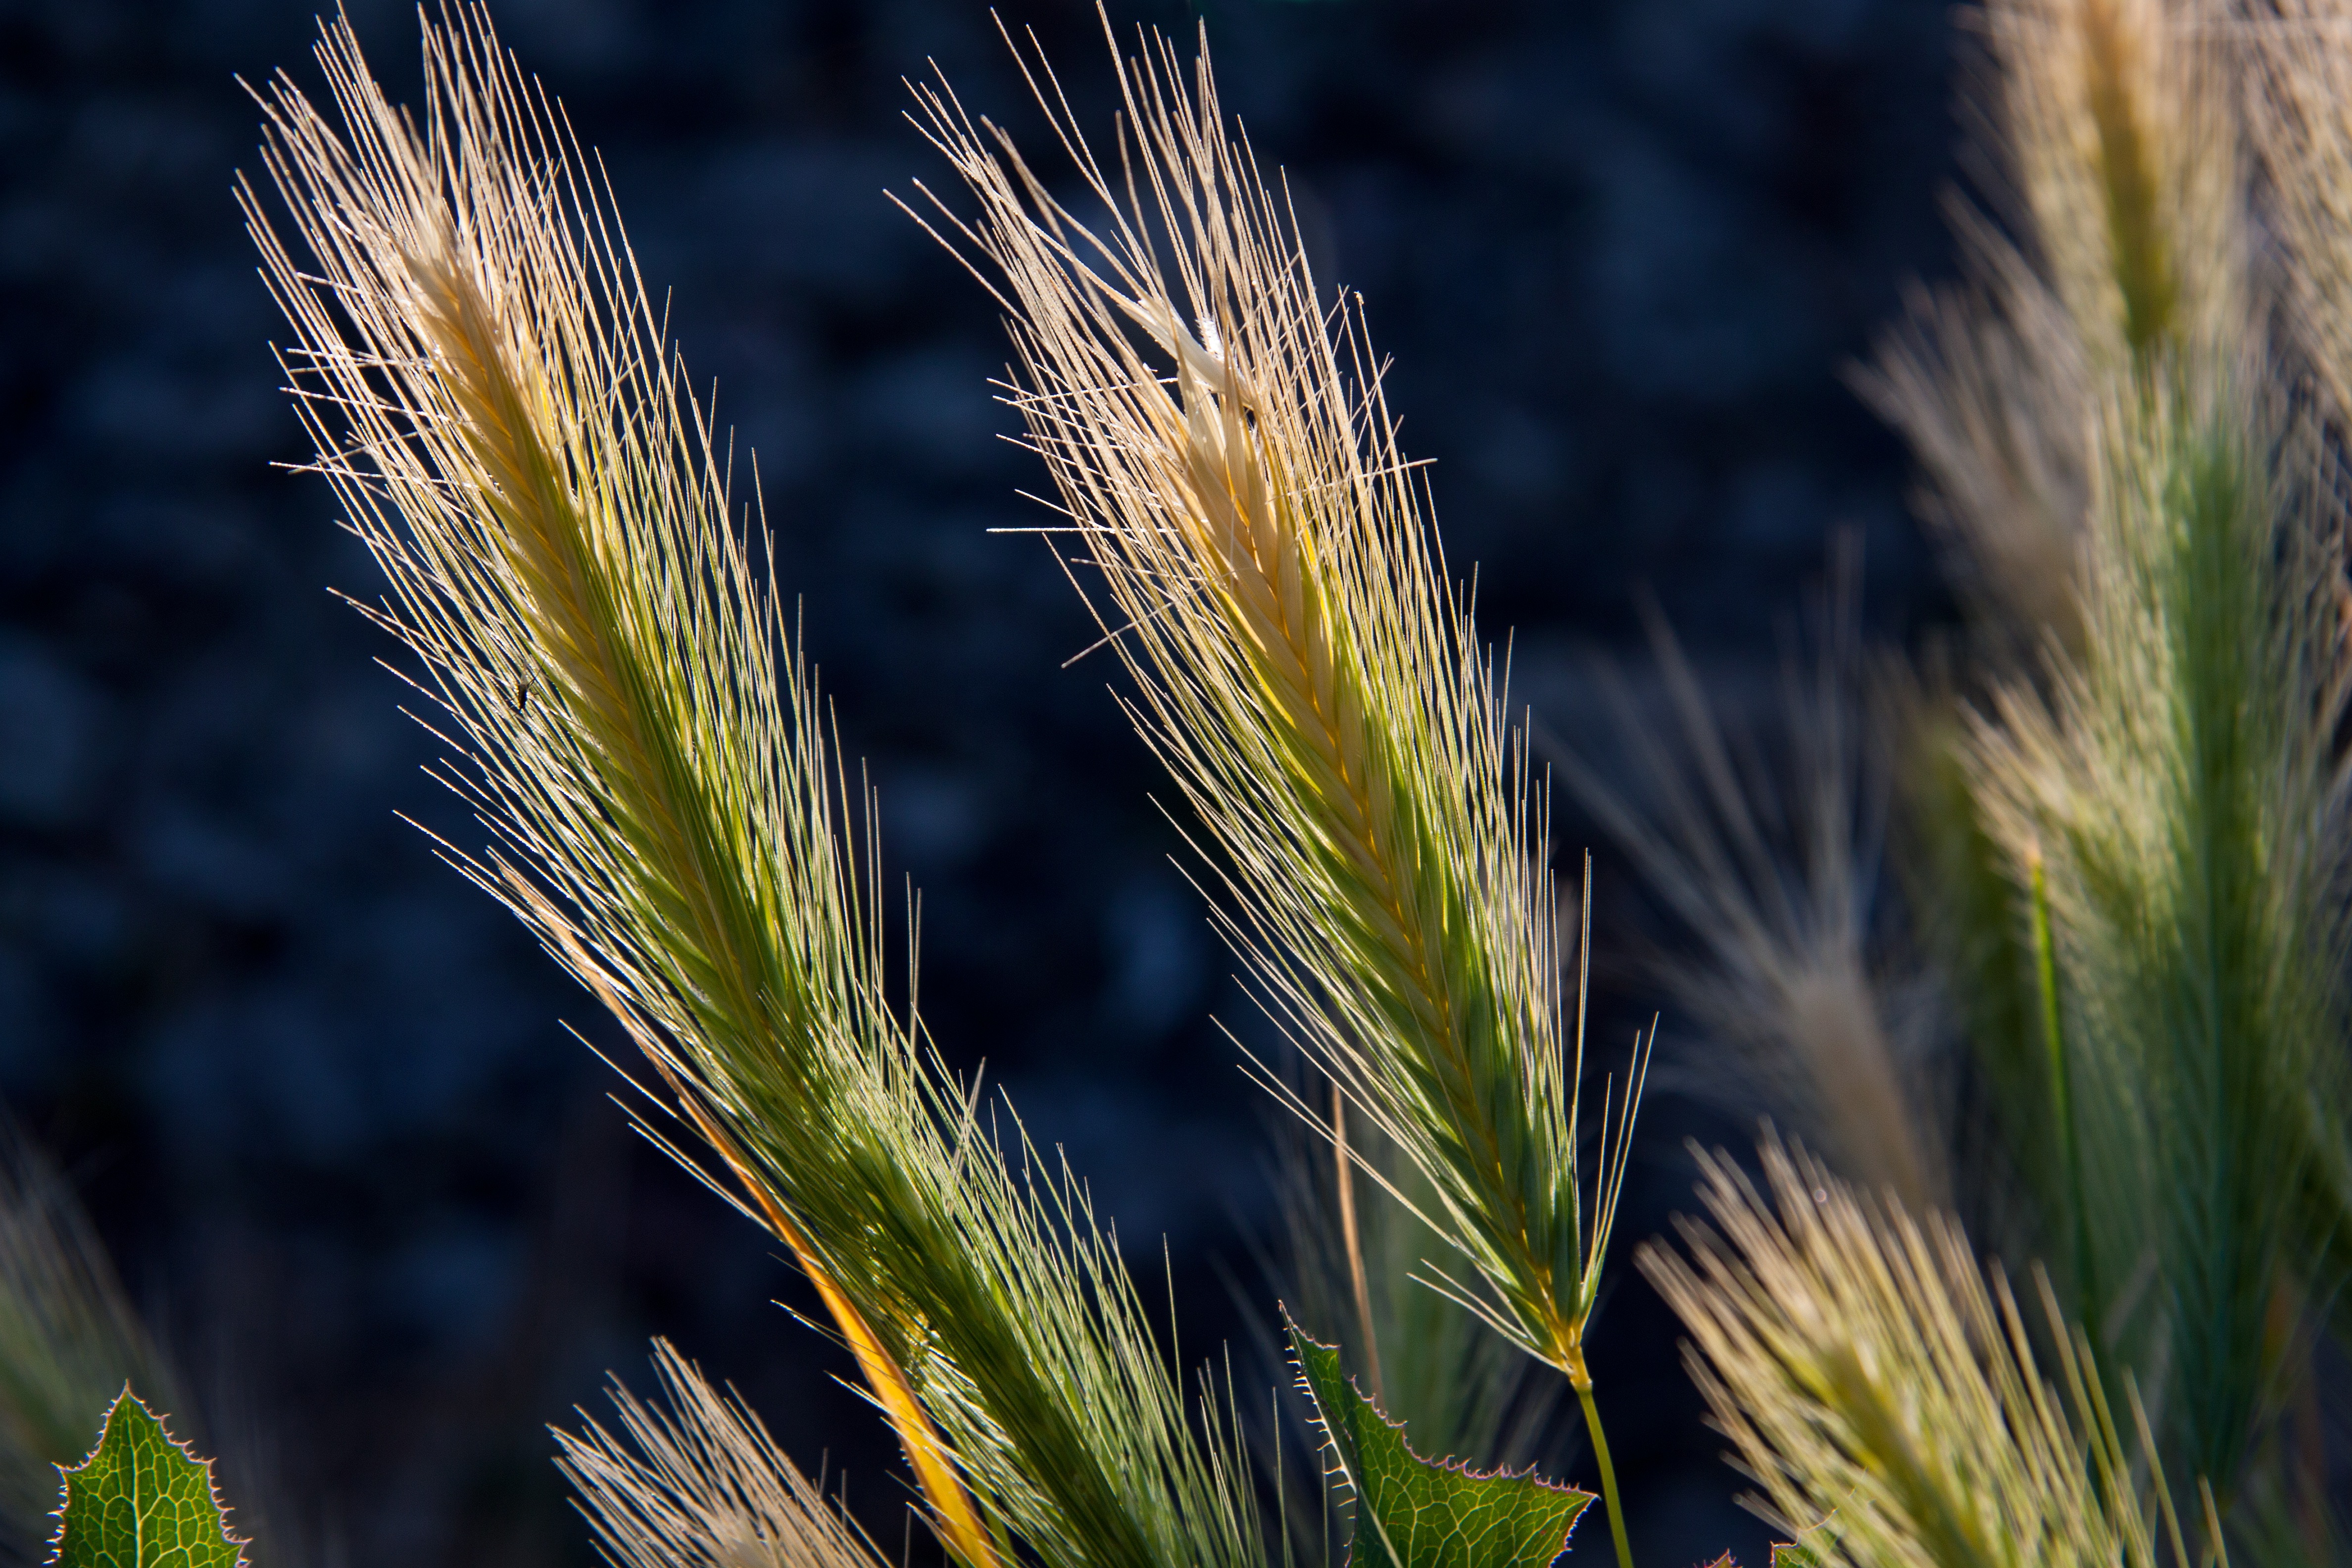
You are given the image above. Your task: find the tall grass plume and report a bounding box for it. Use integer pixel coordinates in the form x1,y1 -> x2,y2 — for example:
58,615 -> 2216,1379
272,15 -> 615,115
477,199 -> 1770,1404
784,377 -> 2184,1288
244,15 -> 1263,1568
904,25 -> 1648,1567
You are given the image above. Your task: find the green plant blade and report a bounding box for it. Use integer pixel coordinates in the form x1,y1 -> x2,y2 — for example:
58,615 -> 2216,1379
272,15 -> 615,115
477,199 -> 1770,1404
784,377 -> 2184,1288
1769,1530 -> 1828,1568
1289,1324 -> 1589,1568
49,1388 -> 242,1568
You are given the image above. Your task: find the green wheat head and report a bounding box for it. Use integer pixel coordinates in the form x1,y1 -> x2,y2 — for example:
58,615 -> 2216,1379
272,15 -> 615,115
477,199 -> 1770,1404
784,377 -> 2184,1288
1965,363 -> 2352,1492
242,14 -> 1261,1568
1643,1137 -> 2226,1568
903,20 -> 1645,1393
557,1340 -> 893,1568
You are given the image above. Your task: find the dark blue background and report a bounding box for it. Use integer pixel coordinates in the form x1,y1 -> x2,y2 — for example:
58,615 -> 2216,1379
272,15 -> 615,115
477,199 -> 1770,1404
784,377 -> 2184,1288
0,0 -> 1957,1562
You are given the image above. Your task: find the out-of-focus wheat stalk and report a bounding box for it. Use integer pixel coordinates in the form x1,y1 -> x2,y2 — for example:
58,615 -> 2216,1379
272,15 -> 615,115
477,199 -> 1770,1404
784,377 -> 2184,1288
2254,0 -> 2352,430
2247,0 -> 2352,1345
1854,0 -> 2240,651
0,1131 -> 179,1560
1849,4 -> 2352,1511
904,26 -> 1647,1568
1559,560 -> 1945,1217
557,1340 -> 891,1568
243,16 -> 1262,1568
1643,1138 -> 2226,1568
1965,369 -> 2352,1496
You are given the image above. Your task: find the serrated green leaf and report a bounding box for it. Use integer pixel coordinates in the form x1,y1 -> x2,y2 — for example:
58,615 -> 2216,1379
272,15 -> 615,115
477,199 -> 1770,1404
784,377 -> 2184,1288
1769,1520 -> 1833,1568
1290,1322 -> 1591,1568
48,1387 -> 243,1568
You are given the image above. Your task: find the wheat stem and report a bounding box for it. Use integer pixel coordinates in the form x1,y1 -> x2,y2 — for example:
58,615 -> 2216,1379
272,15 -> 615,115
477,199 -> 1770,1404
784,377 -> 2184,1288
1563,1348 -> 1634,1568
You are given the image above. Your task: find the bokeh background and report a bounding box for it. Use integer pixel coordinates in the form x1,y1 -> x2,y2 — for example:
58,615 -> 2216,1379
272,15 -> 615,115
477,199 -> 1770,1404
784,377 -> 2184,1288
0,0 -> 1960,1563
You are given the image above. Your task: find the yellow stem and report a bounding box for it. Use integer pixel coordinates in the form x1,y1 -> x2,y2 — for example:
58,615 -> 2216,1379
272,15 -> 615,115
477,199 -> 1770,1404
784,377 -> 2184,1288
1331,1083 -> 1385,1404
682,1086 -> 1003,1568
533,896 -> 1000,1568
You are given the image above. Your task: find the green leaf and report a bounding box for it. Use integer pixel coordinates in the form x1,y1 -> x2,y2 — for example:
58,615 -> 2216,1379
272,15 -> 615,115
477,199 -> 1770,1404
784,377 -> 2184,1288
48,1387 -> 243,1568
1769,1520 -> 1833,1568
1290,1322 -> 1591,1568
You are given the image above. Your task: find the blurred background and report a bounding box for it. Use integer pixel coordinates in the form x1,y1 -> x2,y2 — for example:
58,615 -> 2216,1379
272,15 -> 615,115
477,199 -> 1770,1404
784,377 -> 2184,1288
0,0 -> 1959,1563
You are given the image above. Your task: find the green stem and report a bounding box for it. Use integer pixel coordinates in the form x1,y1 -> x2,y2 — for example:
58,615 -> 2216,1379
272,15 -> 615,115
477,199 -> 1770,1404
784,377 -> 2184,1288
2029,850 -> 2096,1320
1571,1369 -> 1635,1568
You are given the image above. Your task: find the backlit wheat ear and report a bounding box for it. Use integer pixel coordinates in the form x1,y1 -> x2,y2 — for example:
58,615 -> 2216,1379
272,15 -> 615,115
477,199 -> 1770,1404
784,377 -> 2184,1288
904,23 -> 1646,1568
557,1341 -> 892,1568
909,14 -> 1609,1372
244,16 -> 1265,1568
909,0 -> 1625,1404
1642,1138 -> 2225,1568
239,16 -> 988,1561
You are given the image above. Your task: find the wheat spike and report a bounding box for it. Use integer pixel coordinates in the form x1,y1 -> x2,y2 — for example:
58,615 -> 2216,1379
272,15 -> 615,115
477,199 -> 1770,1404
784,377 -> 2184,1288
243,14 -> 1264,1568
907,11 -> 1640,1386
904,22 -> 1648,1567
558,1341 -> 894,1568
1642,1138 -> 2225,1568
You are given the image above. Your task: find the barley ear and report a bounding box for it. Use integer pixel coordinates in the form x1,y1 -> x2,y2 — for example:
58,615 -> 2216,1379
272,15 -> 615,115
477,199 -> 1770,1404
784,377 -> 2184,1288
557,1340 -> 895,1568
245,16 -> 1267,1568
1642,1136 -> 2228,1568
906,21 -> 1648,1567
907,9 -> 1642,1391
